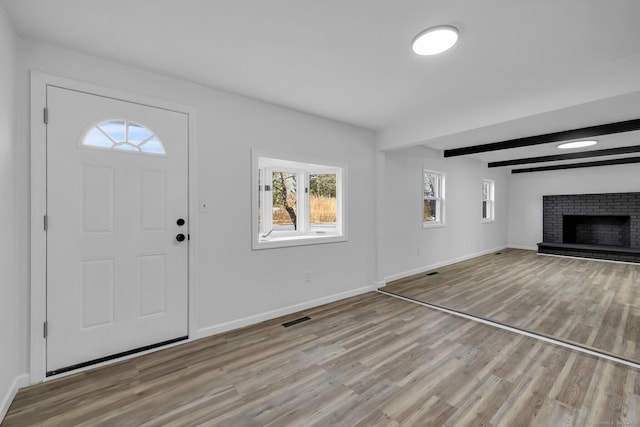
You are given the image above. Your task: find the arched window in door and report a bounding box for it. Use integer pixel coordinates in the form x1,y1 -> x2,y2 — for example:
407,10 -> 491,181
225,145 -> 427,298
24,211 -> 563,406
81,120 -> 166,155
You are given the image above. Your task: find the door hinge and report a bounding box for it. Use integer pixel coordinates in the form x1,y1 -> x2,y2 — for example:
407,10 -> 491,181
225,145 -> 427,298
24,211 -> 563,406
44,215 -> 48,231
43,321 -> 48,338
43,107 -> 48,125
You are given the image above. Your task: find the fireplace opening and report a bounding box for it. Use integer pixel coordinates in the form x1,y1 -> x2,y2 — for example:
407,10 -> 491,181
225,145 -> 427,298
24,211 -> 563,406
562,215 -> 631,248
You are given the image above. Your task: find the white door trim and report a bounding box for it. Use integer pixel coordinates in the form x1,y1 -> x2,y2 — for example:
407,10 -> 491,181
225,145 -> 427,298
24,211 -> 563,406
29,71 -> 199,384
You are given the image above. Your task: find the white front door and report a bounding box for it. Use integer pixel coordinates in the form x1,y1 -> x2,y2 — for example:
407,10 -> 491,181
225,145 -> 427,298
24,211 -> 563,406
46,86 -> 189,375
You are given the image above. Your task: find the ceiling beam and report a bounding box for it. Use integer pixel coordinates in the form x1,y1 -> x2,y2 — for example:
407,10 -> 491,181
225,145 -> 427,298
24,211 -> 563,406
488,145 -> 640,167
444,118 -> 640,157
511,156 -> 640,174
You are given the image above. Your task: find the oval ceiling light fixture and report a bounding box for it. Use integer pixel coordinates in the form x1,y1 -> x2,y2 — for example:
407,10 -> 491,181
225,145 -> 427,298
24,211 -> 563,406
557,140 -> 598,149
412,25 -> 459,56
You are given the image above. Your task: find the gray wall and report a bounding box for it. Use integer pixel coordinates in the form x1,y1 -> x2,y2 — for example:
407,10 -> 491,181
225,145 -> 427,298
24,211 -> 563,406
0,2 -> 21,417
15,38 -> 378,359
507,164 -> 640,249
378,146 -> 509,282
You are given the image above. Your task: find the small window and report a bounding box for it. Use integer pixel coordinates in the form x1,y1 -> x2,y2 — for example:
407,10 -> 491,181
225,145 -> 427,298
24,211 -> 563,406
253,151 -> 345,249
423,170 -> 445,227
82,120 -> 166,155
309,173 -> 337,232
271,171 -> 298,231
482,179 -> 495,221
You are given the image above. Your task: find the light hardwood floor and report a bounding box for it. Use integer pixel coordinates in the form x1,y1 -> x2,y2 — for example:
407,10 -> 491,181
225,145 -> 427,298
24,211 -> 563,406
3,291 -> 639,426
383,248 -> 640,364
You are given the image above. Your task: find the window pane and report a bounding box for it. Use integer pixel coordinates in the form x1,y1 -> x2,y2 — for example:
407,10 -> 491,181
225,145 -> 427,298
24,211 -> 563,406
272,171 -> 297,231
127,121 -> 154,144
140,137 -> 165,154
83,127 -> 113,148
257,169 -> 262,232
482,180 -> 494,220
99,120 -> 126,142
424,173 -> 437,198
424,199 -> 437,222
309,174 -> 337,231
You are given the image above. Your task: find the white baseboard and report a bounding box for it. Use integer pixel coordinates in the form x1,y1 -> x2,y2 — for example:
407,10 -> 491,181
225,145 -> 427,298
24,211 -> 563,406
1,374 -> 29,423
383,245 -> 508,283
196,285 -> 377,339
372,280 -> 387,289
42,285 -> 378,381
507,244 -> 538,251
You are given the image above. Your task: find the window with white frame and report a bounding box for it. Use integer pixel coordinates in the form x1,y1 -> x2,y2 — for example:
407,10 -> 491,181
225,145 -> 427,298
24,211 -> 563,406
482,179 -> 495,221
253,151 -> 346,249
82,120 -> 166,155
423,169 -> 444,226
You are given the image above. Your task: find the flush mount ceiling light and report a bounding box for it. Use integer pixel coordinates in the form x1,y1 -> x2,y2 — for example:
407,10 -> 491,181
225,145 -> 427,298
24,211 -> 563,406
412,25 -> 459,56
557,140 -> 598,149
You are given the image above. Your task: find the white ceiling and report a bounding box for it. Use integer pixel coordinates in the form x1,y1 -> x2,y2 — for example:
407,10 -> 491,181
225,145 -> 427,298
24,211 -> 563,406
3,0 -> 640,164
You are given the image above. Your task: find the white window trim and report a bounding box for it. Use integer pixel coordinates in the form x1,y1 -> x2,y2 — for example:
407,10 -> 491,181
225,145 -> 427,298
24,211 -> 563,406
481,179 -> 495,223
422,169 -> 445,228
252,149 -> 347,249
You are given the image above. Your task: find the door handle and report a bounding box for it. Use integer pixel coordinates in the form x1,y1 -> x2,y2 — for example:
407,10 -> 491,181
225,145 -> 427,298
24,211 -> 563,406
177,218 -> 185,226
176,233 -> 186,242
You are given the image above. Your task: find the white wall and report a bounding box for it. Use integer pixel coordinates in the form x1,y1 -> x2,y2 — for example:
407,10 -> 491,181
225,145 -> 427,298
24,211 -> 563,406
508,164 -> 640,249
0,3 -> 23,420
15,38 -> 377,362
379,146 -> 509,282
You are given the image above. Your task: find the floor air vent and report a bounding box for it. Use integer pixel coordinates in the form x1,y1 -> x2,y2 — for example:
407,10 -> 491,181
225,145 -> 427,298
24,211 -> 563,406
426,271 -> 439,276
282,316 -> 311,328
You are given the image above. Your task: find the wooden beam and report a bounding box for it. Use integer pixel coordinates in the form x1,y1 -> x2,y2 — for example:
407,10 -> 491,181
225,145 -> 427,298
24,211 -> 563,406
489,145 -> 640,167
511,156 -> 640,174
444,118 -> 640,157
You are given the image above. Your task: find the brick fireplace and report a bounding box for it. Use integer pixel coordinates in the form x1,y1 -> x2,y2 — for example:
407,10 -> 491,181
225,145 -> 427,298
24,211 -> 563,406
538,192 -> 640,263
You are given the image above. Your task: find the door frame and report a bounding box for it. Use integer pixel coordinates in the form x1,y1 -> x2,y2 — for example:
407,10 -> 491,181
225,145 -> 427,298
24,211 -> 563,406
30,71 -> 199,384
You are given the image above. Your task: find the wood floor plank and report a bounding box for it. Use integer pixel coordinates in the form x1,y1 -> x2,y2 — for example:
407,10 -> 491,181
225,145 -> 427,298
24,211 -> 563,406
3,291 -> 640,426
383,248 -> 640,363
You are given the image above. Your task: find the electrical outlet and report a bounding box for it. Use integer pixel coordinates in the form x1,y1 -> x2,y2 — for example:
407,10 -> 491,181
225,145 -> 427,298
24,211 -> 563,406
304,271 -> 311,282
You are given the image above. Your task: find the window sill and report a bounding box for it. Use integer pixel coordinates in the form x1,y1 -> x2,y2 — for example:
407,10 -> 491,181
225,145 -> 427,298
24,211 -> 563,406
422,222 -> 446,229
253,233 -> 347,250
